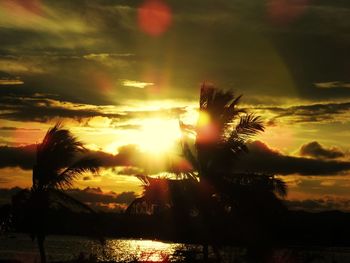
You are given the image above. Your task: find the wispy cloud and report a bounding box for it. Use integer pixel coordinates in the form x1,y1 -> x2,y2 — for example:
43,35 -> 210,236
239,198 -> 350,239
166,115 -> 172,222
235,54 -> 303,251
314,81 -> 350,89
83,53 -> 134,61
122,80 -> 154,89
0,78 -> 23,85
255,101 -> 350,124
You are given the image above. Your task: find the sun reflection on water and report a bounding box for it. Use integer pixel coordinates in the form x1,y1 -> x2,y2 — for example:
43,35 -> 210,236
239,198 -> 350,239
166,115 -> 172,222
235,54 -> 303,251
95,239 -> 191,262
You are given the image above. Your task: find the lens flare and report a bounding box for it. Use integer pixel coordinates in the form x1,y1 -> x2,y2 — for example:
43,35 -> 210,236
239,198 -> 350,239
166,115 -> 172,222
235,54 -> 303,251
266,0 -> 309,25
138,0 -> 172,36
196,111 -> 220,144
91,71 -> 114,95
197,111 -> 211,127
1,0 -> 42,16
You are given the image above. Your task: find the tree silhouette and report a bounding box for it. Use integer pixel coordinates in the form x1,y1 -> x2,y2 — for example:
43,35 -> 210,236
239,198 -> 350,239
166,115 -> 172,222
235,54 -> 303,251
11,123 -> 100,263
128,84 -> 288,260
179,84 -> 287,260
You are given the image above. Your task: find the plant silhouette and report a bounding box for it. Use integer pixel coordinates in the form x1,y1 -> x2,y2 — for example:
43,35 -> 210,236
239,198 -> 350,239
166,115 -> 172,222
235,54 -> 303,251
11,123 -> 101,263
129,84 -> 288,260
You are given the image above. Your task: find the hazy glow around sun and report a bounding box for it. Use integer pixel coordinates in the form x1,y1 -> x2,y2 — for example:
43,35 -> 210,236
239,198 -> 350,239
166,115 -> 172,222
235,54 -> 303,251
137,118 -> 182,154
97,100 -> 199,155
102,119 -> 182,155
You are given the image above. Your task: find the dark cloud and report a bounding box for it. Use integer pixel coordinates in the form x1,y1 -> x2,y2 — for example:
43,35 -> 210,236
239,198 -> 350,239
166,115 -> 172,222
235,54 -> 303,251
256,101 -> 350,123
286,197 -> 350,212
66,187 -> 138,212
0,94 -> 122,122
0,144 -> 36,170
0,143 -> 133,170
234,141 -> 350,175
300,141 -> 345,159
314,81 -> 350,89
90,144 -> 185,175
0,92 -> 186,123
0,187 -> 137,212
0,143 -> 185,176
0,0 -> 350,104
0,127 -> 40,131
66,187 -> 137,205
2,140 -> 350,177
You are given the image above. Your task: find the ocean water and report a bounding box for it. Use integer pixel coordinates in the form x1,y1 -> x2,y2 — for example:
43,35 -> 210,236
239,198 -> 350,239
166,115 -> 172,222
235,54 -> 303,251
0,234 -> 201,262
1,234 -> 350,262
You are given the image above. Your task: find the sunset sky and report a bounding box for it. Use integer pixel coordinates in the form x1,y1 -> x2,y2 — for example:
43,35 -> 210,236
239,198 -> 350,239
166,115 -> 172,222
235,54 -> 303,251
1,0 -> 350,212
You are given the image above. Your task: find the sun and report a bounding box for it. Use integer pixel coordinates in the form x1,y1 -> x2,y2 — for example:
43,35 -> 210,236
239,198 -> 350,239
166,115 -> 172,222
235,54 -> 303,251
137,118 -> 182,154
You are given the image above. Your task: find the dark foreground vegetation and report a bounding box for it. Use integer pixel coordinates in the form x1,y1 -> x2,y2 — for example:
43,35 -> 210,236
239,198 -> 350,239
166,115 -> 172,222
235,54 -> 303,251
2,207 -> 350,247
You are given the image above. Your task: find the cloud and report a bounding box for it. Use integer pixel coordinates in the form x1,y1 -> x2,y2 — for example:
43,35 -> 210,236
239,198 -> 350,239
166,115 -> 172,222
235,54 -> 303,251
2,139 -> 350,178
65,187 -> 137,205
256,101 -> 350,124
0,79 -> 23,85
83,53 -> 134,61
0,144 -> 36,170
0,186 -> 137,212
0,1 -> 93,34
314,81 -> 350,89
0,143 -> 188,177
122,80 -> 154,89
0,71 -> 23,85
286,196 -> 350,212
0,0 -> 350,105
299,141 -> 345,159
234,141 -> 350,176
0,143 -> 129,170
0,93 -> 123,122
0,92 -> 187,124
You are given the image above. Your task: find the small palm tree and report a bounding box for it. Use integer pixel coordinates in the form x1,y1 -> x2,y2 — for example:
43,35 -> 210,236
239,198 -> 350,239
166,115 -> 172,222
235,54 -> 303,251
12,123 -> 100,263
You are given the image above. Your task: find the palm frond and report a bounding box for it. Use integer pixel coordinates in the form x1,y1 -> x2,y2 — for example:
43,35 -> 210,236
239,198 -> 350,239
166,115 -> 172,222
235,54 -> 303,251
222,95 -> 245,123
136,174 -> 150,186
53,157 -> 100,188
224,136 -> 249,156
199,83 -> 215,110
181,140 -> 199,171
37,123 -> 86,171
208,90 -> 234,116
48,189 -> 96,213
33,123 -> 97,189
235,114 -> 264,138
271,177 -> 288,198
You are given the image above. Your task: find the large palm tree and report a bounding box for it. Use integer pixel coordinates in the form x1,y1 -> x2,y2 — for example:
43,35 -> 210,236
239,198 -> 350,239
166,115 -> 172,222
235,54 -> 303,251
130,84 -> 287,216
180,84 -> 286,200
180,84 -> 287,259
128,85 -> 287,259
12,123 -> 100,263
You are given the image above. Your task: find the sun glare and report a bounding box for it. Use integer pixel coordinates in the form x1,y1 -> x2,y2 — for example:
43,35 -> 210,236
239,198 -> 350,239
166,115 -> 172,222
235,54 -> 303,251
197,111 -> 210,127
137,118 -> 182,154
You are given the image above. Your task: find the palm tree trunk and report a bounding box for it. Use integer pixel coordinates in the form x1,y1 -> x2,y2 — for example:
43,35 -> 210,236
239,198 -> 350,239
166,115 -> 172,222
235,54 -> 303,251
37,235 -> 46,263
203,243 -> 208,261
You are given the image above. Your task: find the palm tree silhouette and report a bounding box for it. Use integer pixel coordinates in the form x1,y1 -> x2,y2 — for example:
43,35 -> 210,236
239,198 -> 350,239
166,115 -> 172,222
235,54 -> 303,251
179,84 -> 286,200
12,123 -> 100,263
180,84 -> 287,259
127,84 -> 287,260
